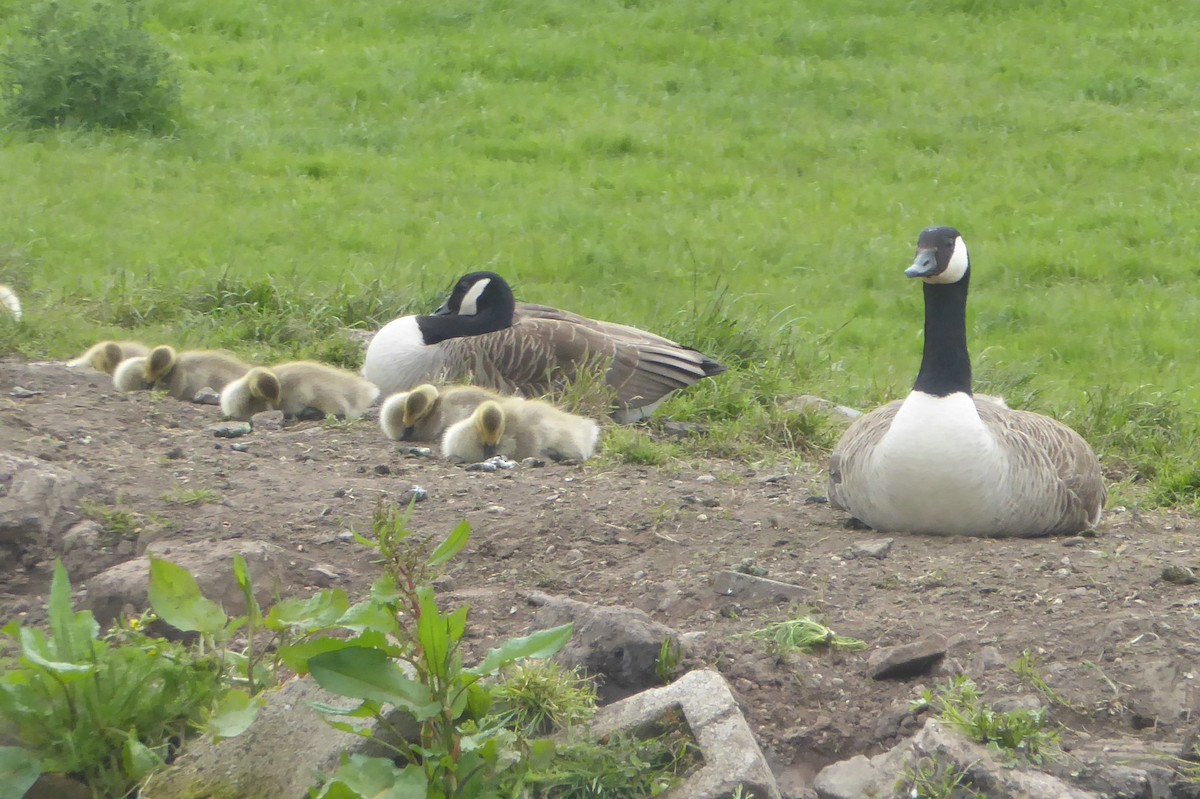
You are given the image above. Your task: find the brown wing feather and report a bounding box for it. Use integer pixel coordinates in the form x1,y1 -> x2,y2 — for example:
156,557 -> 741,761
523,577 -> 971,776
975,401 -> 1107,531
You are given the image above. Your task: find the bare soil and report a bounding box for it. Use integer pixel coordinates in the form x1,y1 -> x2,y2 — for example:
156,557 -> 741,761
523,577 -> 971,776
3,357 -> 1199,792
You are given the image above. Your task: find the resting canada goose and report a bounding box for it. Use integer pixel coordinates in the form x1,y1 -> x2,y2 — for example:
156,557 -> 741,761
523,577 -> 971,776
362,272 -> 727,423
112,356 -> 152,392
68,340 -> 149,374
221,362 -> 380,421
827,226 -> 1106,538
144,345 -> 253,401
440,396 -> 601,462
0,285 -> 20,321
379,383 -> 512,442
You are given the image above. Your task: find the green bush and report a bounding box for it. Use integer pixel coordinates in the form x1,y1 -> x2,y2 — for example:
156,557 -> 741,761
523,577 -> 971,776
1,0 -> 180,132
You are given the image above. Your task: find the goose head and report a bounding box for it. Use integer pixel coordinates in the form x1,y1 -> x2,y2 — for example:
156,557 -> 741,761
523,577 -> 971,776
400,384 -> 439,440
905,226 -> 969,284
247,367 -> 283,405
414,272 -> 516,345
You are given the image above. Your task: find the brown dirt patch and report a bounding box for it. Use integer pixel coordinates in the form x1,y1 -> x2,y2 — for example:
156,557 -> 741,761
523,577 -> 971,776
3,357 -> 1198,790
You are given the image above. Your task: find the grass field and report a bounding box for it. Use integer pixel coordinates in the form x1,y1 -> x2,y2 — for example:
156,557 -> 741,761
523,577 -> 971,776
1,0 -> 1198,503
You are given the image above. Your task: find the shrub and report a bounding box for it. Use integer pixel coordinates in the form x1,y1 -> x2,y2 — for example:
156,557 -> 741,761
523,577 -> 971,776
1,0 -> 181,132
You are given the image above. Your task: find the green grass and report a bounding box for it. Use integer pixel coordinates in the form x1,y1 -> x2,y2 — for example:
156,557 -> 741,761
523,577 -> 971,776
3,0 -> 1200,501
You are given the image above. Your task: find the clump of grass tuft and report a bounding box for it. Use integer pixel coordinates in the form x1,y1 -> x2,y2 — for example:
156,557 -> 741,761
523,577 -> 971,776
599,426 -> 674,466
734,616 -> 867,656
79,498 -> 140,540
925,675 -> 1060,764
894,754 -> 986,799
162,486 -> 220,506
490,659 -> 597,737
508,720 -> 699,799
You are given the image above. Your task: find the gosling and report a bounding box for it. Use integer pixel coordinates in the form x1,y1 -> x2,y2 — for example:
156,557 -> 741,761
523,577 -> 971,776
68,340 -> 150,374
144,345 -> 253,400
380,383 -> 509,442
220,362 -> 380,421
440,398 -> 600,462
112,356 -> 152,392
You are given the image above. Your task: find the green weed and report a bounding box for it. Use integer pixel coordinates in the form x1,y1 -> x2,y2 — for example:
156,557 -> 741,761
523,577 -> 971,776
894,754 -> 985,799
928,676 -> 1060,765
489,660 -> 597,738
0,563 -> 226,797
79,498 -> 140,540
1,0 -> 180,132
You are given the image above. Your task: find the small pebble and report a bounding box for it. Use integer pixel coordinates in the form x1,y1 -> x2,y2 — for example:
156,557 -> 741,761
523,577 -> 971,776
804,495 -> 829,504
399,446 -> 432,457
212,422 -> 252,439
696,474 -> 716,483
521,457 -> 546,468
398,486 -> 428,504
165,446 -> 184,460
10,386 -> 42,398
337,531 -> 355,543
333,488 -> 346,498
374,464 -> 392,475
697,513 -> 709,522
230,443 -> 250,452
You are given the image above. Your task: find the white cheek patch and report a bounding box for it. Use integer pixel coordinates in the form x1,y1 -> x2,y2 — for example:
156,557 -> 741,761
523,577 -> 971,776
927,236 -> 970,284
458,278 -> 490,316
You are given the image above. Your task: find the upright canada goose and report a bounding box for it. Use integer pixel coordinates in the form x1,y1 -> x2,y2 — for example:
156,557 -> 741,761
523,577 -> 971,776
827,226 -> 1106,538
68,340 -> 150,374
440,396 -> 601,462
362,272 -> 727,423
144,345 -> 253,401
379,383 -> 512,442
0,285 -> 20,321
112,356 -> 152,392
220,362 -> 380,421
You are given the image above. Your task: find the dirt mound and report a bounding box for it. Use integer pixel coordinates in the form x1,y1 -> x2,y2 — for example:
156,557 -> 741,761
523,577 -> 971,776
2,357 -> 1197,790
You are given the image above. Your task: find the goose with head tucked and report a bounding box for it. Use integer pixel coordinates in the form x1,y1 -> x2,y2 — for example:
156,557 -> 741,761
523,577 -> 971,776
439,396 -> 600,463
362,271 -> 727,423
220,361 -> 379,421
827,226 -> 1106,538
379,383 -> 511,442
143,345 -> 253,401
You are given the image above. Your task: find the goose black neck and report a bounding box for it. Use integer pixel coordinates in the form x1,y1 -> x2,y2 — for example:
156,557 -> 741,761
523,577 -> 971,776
912,272 -> 972,396
416,298 -> 514,344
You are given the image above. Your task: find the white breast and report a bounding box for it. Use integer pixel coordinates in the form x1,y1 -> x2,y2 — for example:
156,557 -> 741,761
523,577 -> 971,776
362,317 -> 448,396
857,392 -> 1009,535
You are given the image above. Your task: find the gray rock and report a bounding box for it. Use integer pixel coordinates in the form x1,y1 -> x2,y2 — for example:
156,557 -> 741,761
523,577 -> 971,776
141,676 -> 418,799
1046,738 -> 1178,799
83,539 -> 291,627
527,591 -> 682,702
991,694 -> 1045,715
850,537 -> 894,559
1162,564 -> 1198,585
211,422 -> 252,438
0,453 -> 90,553
191,387 -> 221,405
783,395 -> 862,422
713,570 -> 810,604
868,635 -> 947,680
970,645 -> 1007,676
815,718 -> 1100,799
587,669 -> 781,799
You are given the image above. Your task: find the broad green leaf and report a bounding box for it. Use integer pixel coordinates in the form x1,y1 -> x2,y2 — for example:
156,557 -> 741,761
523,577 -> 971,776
278,632 -> 391,674
19,627 -> 94,676
45,561 -> 99,662
0,746 -> 40,799
308,699 -> 380,718
147,556 -> 227,634
121,735 -> 164,782
265,590 -> 350,631
337,600 -> 400,636
205,689 -> 263,741
369,575 -> 401,605
314,755 -> 426,799
232,554 -> 261,625
308,647 -> 439,719
426,520 -> 471,568
322,718 -> 374,737
416,588 -> 450,682
465,682 -> 492,721
467,623 -> 574,677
